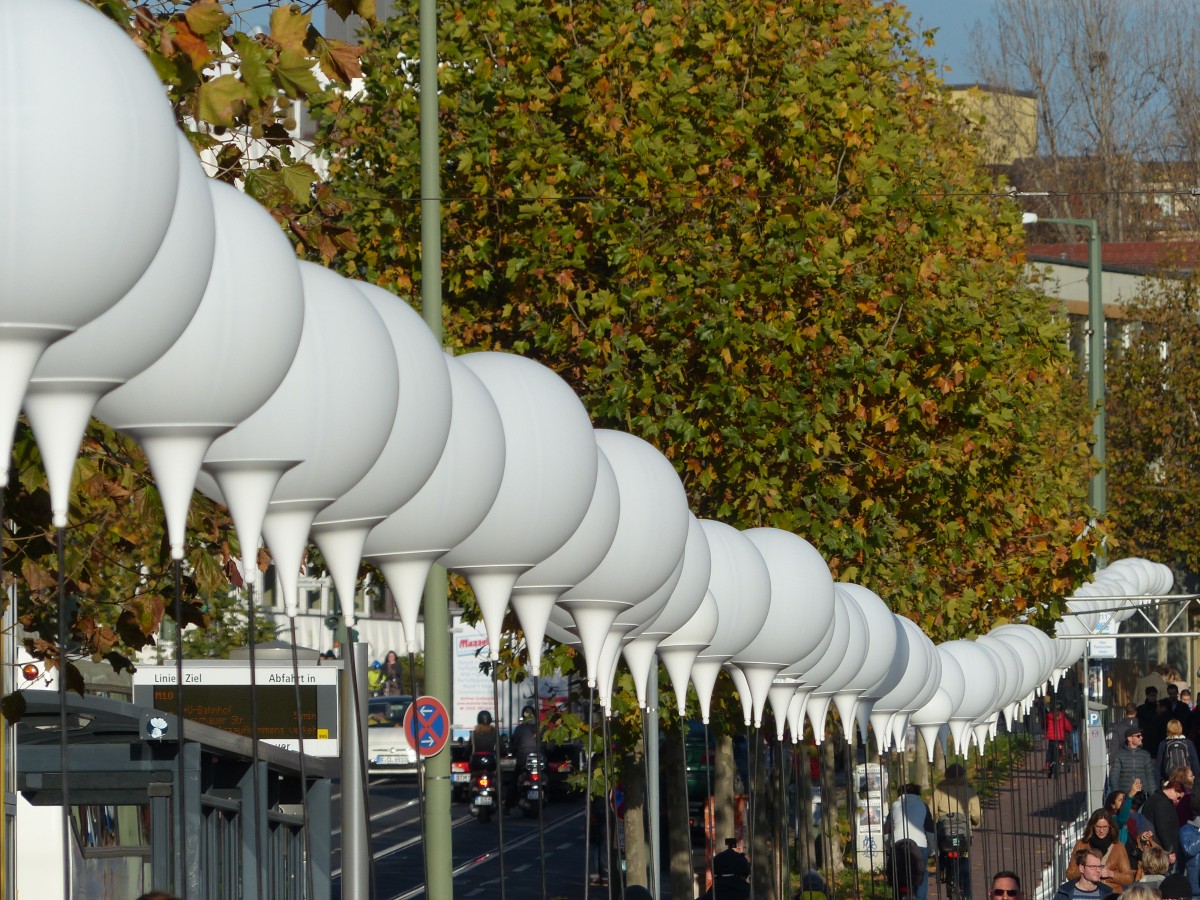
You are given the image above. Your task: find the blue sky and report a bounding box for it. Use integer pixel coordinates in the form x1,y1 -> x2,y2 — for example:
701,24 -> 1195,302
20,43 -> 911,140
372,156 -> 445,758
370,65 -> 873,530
899,0 -> 992,84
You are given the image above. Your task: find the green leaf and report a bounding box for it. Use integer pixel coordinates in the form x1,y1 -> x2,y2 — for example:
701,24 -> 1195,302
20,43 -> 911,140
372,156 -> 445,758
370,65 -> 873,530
232,33 -> 276,104
197,74 -> 252,128
280,163 -> 318,205
184,0 -> 230,38
274,49 -> 322,97
270,6 -> 312,54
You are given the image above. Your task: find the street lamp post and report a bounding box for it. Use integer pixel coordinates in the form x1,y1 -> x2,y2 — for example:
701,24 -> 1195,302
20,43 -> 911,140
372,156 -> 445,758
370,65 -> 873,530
1023,214 -> 1106,519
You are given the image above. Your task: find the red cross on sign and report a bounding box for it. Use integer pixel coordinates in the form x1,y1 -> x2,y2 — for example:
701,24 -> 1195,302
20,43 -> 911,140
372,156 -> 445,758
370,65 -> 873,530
402,695 -> 450,758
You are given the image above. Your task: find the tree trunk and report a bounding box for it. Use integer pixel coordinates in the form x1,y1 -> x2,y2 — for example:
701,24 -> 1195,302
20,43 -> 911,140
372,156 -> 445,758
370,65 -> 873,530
820,736 -> 843,877
715,733 -> 736,845
665,723 -> 694,900
623,734 -> 648,888
751,736 -> 780,900
913,732 -> 931,791
797,741 -> 819,879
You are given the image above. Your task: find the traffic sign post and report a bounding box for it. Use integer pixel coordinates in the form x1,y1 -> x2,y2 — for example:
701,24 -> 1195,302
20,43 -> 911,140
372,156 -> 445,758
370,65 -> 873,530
404,695 -> 451,758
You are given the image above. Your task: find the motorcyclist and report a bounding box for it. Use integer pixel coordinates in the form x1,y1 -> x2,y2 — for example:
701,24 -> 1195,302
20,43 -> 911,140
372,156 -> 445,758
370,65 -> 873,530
471,710 -> 498,756
506,705 -> 540,810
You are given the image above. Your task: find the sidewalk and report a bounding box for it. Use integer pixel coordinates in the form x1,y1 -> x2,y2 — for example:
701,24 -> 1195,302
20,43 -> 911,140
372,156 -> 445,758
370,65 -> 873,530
963,745 -> 1087,900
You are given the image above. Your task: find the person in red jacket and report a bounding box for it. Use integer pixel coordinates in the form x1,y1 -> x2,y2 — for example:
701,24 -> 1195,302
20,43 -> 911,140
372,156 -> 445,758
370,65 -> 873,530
1046,700 -> 1074,778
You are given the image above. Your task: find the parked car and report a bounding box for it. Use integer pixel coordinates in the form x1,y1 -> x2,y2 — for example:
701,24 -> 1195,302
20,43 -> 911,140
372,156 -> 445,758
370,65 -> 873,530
367,695 -> 416,777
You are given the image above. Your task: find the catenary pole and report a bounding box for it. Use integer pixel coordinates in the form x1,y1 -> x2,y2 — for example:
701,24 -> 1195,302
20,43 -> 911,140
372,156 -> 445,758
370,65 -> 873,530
419,0 -> 453,893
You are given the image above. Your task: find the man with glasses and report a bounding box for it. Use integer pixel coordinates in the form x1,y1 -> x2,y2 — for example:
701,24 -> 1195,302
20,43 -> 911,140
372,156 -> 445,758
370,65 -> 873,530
990,871 -> 1023,900
1052,849 -> 1115,900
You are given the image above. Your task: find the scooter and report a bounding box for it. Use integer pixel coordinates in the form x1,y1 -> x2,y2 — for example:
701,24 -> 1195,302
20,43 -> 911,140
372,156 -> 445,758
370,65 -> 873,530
469,751 -> 498,823
516,752 -> 546,818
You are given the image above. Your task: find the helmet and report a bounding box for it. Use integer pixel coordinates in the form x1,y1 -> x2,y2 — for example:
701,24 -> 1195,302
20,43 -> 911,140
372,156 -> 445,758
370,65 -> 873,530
521,705 -> 536,722
370,660 -> 381,670
477,710 -> 493,726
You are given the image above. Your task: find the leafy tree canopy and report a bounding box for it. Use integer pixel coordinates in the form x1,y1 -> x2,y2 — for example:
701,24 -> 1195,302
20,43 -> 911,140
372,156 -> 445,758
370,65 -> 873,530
315,0 -> 1101,639
1107,272 -> 1200,584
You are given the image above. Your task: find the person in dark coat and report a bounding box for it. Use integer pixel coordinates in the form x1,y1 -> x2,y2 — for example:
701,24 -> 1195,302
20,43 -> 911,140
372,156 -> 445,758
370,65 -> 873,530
700,842 -> 752,900
1143,778 -> 1188,868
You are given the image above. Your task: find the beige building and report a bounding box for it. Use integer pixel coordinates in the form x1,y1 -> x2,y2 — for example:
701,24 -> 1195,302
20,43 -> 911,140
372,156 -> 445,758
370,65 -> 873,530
949,83 -> 1038,167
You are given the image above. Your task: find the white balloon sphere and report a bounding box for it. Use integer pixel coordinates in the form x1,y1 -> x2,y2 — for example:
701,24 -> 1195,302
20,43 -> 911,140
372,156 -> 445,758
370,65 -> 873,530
557,430 -> 690,686
310,283 -> 453,623
25,133 -> 215,527
733,528 -> 835,728
830,583 -> 899,741
510,445 -> 621,671
659,591 -> 720,717
364,357 -> 506,653
624,515 -> 712,708
0,0 -> 180,485
940,640 -> 1002,752
94,181 -> 305,559
203,263 -> 399,616
870,618 -> 941,753
688,521 -> 771,725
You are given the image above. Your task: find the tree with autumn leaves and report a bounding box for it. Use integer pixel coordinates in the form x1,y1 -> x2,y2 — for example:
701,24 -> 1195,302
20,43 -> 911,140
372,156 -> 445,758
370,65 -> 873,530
315,0 -> 1101,639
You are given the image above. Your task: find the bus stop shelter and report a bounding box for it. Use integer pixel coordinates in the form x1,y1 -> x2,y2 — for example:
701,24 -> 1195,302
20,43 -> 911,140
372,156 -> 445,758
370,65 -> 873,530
15,690 -> 332,898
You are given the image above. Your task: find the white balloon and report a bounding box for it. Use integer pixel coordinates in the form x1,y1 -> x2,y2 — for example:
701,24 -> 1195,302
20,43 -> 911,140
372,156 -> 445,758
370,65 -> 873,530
622,515 -> 712,708
733,528 -> 835,728
94,181 -> 305,560
806,586 -> 871,741
870,618 -> 941,753
688,521 -> 771,725
510,445 -> 621,671
25,134 -> 215,527
659,591 -> 721,718
0,0 -> 180,486
557,430 -> 690,686
940,640 -> 1002,752
364,357 -> 506,653
311,283 -> 453,624
830,583 -> 899,741
440,353 -> 598,659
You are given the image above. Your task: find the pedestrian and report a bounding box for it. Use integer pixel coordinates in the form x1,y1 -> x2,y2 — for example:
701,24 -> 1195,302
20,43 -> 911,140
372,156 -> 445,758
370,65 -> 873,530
1156,720 -> 1199,783
1130,844 -> 1170,891
933,763 -> 982,900
1112,729 -> 1158,797
366,660 -> 384,695
796,870 -> 828,900
885,783 -> 936,900
701,840 -> 752,900
1119,887 -> 1158,900
1143,778 -> 1188,869
1065,810 -> 1135,892
381,649 -> 404,696
990,871 -> 1023,900
1165,684 -> 1191,729
1158,872 -> 1192,898
1052,847 -> 1116,900
1139,687 -> 1162,733
1112,704 -> 1141,766
1181,689 -> 1194,712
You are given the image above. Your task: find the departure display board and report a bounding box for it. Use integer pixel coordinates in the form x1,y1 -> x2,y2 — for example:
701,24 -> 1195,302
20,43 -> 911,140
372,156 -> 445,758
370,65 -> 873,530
132,664 -> 340,757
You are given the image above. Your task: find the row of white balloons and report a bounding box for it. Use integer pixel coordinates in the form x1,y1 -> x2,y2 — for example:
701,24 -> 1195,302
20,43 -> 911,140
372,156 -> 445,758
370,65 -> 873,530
2,0 -> 1171,760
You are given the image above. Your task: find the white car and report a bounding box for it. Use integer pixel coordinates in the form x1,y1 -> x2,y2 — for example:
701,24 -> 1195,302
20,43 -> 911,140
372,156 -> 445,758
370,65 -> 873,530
367,695 -> 417,776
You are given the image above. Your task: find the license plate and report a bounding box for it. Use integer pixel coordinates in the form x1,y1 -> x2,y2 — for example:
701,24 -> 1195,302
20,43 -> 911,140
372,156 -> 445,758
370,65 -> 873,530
453,773 -> 469,783
374,754 -> 407,765
527,790 -> 541,801
474,795 -> 494,807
